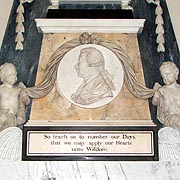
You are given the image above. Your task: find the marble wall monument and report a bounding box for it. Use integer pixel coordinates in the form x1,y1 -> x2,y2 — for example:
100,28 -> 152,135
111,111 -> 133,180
22,14 -> 157,160
0,0 -> 180,179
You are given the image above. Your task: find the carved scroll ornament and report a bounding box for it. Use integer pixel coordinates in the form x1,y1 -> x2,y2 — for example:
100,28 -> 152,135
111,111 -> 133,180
26,33 -> 155,100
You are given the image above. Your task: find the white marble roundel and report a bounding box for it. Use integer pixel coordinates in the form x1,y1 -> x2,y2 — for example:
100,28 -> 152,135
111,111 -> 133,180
57,44 -> 124,108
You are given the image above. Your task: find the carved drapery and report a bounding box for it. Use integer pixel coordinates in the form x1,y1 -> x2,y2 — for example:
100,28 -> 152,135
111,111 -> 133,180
26,38 -> 81,98
146,0 -> 165,52
26,33 -> 155,100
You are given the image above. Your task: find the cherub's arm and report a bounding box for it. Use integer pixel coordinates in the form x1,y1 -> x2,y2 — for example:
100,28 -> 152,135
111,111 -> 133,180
17,82 -> 31,124
152,82 -> 162,106
18,82 -> 30,105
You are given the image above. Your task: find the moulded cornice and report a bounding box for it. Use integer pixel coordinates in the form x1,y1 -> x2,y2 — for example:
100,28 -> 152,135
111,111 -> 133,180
35,18 -> 145,34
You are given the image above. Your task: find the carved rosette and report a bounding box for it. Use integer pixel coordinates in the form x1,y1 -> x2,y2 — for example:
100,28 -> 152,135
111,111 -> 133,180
79,32 -> 101,45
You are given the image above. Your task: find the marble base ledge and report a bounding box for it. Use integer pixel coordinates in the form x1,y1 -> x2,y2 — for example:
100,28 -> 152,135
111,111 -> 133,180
25,119 -> 156,127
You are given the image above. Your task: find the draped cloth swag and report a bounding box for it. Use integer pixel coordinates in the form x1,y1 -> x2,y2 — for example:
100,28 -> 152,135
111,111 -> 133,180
26,33 -> 155,100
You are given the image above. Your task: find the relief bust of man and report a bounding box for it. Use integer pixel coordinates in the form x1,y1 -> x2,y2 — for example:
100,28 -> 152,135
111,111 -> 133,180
71,47 -> 115,106
152,61 -> 180,131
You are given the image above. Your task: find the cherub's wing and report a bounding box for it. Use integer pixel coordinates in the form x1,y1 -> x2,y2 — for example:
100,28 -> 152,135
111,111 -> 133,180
159,127 -> 180,160
0,127 -> 22,161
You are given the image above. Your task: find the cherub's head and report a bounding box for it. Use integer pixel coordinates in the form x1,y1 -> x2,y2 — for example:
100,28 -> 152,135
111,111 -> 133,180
0,63 -> 17,85
160,61 -> 179,85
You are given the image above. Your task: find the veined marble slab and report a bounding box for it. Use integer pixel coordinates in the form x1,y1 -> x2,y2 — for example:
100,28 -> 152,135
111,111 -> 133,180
30,33 -> 151,121
0,161 -> 180,180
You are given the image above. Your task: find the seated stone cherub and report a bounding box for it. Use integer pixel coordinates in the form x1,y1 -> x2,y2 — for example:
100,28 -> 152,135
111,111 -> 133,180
0,63 -> 30,132
152,61 -> 180,131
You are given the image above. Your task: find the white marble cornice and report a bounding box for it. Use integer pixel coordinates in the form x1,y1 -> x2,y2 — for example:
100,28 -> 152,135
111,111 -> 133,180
35,19 -> 145,34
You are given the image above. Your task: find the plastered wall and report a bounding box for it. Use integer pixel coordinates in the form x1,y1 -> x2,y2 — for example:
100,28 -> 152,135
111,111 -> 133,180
166,0 -> 180,50
0,0 -> 14,47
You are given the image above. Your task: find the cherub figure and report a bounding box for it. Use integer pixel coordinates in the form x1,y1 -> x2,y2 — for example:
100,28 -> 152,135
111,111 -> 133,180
152,61 -> 180,131
0,63 -> 30,132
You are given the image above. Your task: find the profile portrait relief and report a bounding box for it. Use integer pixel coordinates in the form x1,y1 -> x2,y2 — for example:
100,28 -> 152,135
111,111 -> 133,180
57,44 -> 124,108
71,47 -> 115,105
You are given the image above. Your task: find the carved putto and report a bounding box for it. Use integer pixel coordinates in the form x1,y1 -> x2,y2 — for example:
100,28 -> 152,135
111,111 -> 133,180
0,63 -> 30,132
153,61 -> 180,131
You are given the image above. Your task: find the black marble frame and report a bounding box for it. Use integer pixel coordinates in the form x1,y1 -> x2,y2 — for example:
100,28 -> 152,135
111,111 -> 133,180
22,125 -> 158,161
